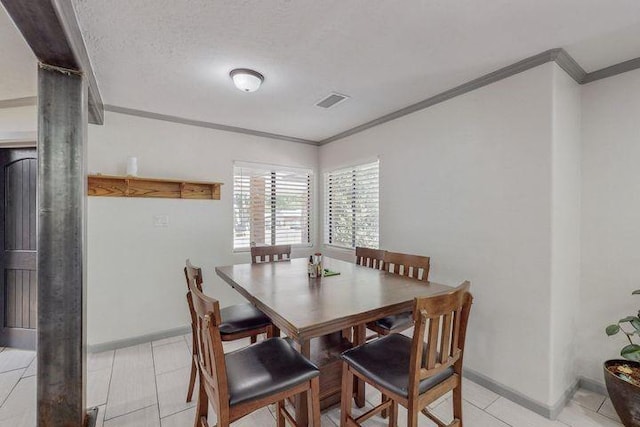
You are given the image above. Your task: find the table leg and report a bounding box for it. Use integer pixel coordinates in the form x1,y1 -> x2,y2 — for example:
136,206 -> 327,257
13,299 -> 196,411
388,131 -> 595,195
353,324 -> 366,408
294,339 -> 311,426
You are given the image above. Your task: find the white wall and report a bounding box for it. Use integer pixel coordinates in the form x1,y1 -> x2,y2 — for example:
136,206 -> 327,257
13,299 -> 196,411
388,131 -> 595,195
87,111 -> 318,346
579,68 -> 640,384
0,105 -> 36,134
549,66 -> 582,403
0,105 -> 36,144
320,63 -> 563,405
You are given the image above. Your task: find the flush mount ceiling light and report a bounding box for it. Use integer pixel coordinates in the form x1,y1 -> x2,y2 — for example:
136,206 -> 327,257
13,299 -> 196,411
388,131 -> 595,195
230,68 -> 264,92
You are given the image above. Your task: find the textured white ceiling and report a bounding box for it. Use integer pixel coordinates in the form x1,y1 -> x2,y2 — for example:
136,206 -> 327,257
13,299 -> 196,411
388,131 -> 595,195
4,2 -> 640,141
0,6 -> 37,100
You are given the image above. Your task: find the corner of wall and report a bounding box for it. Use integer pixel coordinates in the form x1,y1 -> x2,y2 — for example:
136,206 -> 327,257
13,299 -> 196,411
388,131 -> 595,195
548,63 -> 582,404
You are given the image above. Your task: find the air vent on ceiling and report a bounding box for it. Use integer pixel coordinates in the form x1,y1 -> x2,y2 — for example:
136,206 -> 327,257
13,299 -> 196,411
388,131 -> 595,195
316,92 -> 350,109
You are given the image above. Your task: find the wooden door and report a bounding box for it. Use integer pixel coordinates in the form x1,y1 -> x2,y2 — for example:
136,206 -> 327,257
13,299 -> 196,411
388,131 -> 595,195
0,148 -> 37,350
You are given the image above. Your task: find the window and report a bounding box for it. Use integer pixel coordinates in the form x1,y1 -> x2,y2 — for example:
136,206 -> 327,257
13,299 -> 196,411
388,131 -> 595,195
233,163 -> 312,250
324,161 -> 379,249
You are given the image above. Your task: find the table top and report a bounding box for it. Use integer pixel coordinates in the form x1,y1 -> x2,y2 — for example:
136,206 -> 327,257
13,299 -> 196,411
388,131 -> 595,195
215,257 -> 452,341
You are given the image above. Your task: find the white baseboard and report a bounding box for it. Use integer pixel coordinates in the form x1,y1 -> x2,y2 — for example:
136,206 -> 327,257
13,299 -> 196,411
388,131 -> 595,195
87,325 -> 190,353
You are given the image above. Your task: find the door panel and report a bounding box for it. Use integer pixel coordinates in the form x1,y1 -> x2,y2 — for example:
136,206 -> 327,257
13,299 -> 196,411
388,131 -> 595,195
0,149 -> 37,349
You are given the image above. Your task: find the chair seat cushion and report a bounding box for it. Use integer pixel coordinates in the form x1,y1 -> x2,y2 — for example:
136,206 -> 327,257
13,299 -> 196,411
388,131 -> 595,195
341,334 -> 454,398
226,337 -> 320,406
219,303 -> 271,335
373,311 -> 413,331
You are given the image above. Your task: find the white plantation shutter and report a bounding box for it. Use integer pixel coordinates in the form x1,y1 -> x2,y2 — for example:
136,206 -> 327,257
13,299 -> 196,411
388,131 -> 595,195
325,161 -> 379,249
233,163 -> 312,250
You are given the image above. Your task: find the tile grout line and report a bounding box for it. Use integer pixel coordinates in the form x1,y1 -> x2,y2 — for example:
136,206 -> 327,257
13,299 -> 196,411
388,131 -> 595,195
481,392 -> 501,410
151,336 -> 187,349
0,368 -> 27,409
571,396 -> 606,412
151,339 -> 192,377
461,396 -> 515,427
150,342 -> 162,425
100,349 -> 116,422
0,363 -> 34,377
159,406 -> 192,422
102,404 -> 158,424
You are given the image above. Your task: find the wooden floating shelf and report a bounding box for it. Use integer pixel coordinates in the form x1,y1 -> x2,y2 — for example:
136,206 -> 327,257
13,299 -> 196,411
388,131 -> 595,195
88,175 -> 222,200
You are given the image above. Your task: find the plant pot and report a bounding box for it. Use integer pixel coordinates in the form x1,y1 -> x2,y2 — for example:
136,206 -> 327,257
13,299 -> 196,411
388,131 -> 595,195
604,360 -> 640,426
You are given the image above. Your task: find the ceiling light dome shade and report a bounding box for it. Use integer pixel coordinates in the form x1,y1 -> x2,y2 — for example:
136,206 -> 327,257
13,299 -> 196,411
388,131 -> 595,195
230,68 -> 264,92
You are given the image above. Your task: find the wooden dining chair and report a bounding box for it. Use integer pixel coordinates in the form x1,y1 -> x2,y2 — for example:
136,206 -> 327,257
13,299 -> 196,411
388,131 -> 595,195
340,281 -> 473,427
367,251 -> 431,337
189,282 -> 322,427
184,259 -> 274,403
251,244 -> 292,263
355,247 -> 385,270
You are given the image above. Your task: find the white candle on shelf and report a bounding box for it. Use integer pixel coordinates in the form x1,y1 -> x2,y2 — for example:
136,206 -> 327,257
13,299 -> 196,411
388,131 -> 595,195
126,157 -> 138,176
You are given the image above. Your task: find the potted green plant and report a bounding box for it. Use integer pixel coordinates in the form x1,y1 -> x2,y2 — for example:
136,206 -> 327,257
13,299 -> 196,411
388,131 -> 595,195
605,289 -> 640,426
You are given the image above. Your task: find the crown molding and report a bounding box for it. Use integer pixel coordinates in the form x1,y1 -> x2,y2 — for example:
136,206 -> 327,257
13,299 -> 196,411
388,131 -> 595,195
582,56 -> 640,84
318,50 -> 639,145
322,49 -> 564,145
0,96 -> 37,109
104,105 -> 319,146
552,49 -> 587,83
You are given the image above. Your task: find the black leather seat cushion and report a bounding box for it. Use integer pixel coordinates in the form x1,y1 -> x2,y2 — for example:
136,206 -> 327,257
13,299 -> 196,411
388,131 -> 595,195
373,311 -> 413,331
341,334 -> 453,397
226,337 -> 320,406
219,303 -> 271,335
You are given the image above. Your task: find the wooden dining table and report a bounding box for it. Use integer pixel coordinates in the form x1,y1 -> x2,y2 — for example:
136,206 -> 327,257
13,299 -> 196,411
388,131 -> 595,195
215,256 -> 453,426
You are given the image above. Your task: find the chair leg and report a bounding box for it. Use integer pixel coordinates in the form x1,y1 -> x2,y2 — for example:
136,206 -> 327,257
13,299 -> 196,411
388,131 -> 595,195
194,373 -> 208,427
388,401 -> 398,427
186,358 -> 197,402
307,377 -> 321,427
407,408 -> 419,427
381,394 -> 389,418
250,334 -> 257,344
453,382 -> 463,426
276,400 -> 286,427
340,363 -> 354,427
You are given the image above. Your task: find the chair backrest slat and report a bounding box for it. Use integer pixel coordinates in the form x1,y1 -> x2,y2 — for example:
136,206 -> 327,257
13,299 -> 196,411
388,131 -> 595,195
426,316 -> 440,370
439,312 -> 453,365
355,247 -> 385,270
383,251 -> 430,281
408,281 -> 472,398
451,308 -> 462,356
251,244 -> 292,264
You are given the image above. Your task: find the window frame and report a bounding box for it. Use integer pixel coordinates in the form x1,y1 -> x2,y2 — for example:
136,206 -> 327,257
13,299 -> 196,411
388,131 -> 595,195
233,161 -> 314,252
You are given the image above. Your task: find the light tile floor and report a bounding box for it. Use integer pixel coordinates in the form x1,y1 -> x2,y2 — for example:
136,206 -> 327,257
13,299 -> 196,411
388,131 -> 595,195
0,339 -> 623,427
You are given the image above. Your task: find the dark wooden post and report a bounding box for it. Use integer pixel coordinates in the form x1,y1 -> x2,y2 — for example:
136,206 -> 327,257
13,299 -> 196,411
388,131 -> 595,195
37,63 -> 88,426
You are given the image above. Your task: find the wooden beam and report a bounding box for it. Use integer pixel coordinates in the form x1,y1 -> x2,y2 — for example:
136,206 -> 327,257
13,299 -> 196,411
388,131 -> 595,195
1,0 -> 104,125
